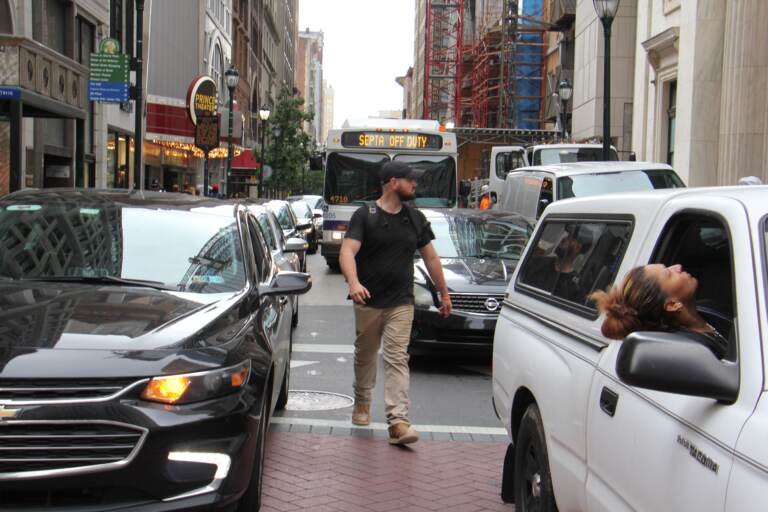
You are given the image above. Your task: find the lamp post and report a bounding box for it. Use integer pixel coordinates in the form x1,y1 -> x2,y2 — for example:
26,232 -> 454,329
258,105 -> 271,198
224,66 -> 239,198
593,0 -> 620,160
558,78 -> 573,140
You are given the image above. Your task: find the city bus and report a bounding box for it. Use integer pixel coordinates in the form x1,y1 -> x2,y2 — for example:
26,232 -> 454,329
319,119 -> 458,269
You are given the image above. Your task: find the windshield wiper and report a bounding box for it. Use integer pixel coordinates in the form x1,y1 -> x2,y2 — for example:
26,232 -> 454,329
21,275 -> 175,291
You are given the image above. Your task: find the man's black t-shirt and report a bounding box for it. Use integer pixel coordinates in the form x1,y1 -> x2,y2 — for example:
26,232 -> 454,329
345,204 -> 435,308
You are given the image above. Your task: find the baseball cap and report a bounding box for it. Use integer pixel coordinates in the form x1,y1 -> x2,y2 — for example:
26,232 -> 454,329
379,161 -> 425,183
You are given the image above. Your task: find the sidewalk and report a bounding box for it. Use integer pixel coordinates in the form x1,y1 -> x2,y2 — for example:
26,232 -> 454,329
261,431 -> 512,512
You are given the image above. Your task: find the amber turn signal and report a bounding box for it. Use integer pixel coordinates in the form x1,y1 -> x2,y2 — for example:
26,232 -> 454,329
141,376 -> 191,404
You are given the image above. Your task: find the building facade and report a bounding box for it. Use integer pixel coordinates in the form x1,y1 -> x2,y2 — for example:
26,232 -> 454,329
0,0 -> 114,195
295,28 -> 323,145
320,78 -> 334,145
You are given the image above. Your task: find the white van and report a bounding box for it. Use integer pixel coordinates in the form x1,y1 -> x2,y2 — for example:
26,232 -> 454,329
485,144 -> 619,208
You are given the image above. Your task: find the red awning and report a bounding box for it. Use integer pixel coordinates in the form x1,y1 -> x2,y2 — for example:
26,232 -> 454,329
231,150 -> 260,169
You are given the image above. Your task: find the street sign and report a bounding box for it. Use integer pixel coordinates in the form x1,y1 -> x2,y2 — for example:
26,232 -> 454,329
88,38 -> 130,103
195,114 -> 220,153
0,86 -> 21,100
186,76 -> 218,125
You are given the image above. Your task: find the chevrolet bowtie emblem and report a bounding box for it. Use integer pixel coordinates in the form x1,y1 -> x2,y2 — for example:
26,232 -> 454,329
0,406 -> 20,420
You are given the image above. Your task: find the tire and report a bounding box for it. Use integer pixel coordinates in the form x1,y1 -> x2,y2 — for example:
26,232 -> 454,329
327,259 -> 340,271
513,404 -> 558,512
291,301 -> 299,328
236,393 -> 269,512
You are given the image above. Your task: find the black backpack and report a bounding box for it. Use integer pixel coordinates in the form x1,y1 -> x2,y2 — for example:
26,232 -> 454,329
361,201 -> 425,241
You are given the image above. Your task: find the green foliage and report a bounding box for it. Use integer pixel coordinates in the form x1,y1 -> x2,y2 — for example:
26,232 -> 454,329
263,83 -> 316,195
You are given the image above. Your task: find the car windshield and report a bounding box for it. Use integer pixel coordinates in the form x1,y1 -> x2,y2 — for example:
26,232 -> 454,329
0,200 -> 246,293
534,147 -> 619,165
324,152 -> 457,208
290,201 -> 312,219
557,170 -> 685,200
290,196 -> 323,209
423,215 -> 531,261
269,204 -> 294,230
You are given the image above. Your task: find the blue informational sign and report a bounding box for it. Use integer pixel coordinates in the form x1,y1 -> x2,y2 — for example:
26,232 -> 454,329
0,87 -> 21,100
88,81 -> 129,102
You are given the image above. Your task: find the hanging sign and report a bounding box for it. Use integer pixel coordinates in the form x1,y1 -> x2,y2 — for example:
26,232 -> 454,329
195,114 -> 220,153
186,76 -> 218,126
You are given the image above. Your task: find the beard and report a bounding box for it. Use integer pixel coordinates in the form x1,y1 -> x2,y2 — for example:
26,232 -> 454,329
397,189 -> 416,201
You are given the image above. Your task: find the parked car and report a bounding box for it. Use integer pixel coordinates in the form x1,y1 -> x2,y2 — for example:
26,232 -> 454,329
492,185 -> 768,511
411,209 -> 532,354
492,161 -> 685,222
0,189 -> 310,511
287,195 -> 325,241
289,200 -> 320,254
264,200 -> 310,272
246,203 -> 307,328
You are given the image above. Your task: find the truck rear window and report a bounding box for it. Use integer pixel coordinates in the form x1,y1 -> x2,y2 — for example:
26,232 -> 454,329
558,170 -> 684,200
517,219 -> 633,316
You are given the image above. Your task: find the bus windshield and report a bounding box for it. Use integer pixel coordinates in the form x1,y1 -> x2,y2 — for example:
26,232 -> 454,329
324,152 -> 457,207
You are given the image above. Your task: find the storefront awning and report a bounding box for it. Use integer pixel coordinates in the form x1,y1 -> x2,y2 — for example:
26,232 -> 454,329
231,150 -> 260,169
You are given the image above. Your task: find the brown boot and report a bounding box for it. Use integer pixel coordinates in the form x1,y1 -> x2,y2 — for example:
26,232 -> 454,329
388,423 -> 419,445
351,403 -> 370,426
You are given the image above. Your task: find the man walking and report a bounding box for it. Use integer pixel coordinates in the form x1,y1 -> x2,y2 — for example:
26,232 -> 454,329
340,161 -> 452,445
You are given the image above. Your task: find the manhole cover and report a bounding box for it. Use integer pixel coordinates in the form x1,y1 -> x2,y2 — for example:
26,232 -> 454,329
286,390 -> 354,411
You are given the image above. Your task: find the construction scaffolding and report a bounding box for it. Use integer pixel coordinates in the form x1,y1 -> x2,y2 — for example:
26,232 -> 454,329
464,0 -> 548,129
423,0 -> 464,123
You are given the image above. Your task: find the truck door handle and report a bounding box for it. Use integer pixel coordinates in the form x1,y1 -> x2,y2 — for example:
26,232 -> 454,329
600,387 -> 619,417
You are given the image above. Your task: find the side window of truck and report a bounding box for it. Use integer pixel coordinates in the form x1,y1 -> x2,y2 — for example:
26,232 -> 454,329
517,218 -> 633,316
496,152 -> 525,179
651,213 -> 736,360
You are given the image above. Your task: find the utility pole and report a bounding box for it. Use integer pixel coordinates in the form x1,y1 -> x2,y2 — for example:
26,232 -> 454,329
133,0 -> 145,190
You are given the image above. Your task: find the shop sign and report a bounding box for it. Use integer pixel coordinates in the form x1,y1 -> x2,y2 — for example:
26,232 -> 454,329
0,86 -> 21,100
195,114 -> 220,154
88,38 -> 130,103
186,76 -> 218,126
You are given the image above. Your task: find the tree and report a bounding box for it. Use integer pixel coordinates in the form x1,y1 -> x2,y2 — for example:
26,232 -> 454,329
263,84 -> 314,195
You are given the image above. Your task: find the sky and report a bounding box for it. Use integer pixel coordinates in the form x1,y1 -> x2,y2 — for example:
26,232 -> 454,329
298,0 -> 415,129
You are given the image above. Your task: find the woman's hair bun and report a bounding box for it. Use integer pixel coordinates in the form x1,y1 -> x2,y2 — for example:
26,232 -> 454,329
591,289 -> 641,340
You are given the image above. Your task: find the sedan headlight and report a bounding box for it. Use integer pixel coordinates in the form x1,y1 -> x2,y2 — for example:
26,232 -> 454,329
141,360 -> 251,405
414,283 -> 435,307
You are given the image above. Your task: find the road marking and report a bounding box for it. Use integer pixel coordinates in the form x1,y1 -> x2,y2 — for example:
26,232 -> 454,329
290,360 -> 319,369
270,416 -> 507,435
293,343 -> 355,354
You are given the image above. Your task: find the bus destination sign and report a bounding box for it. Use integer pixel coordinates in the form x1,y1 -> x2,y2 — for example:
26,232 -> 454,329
341,132 -> 443,151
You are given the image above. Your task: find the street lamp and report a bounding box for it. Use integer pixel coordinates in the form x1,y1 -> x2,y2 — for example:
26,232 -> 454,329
558,78 -> 573,140
224,66 -> 240,198
258,105 -> 271,198
593,0 -> 620,160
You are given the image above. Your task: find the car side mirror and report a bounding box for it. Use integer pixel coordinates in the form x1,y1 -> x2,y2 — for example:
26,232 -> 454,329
259,271 -> 312,296
312,210 -> 323,219
284,237 -> 308,253
296,222 -> 312,230
617,331 -> 739,404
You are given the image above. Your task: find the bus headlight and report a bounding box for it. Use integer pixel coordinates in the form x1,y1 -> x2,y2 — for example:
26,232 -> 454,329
414,284 -> 435,307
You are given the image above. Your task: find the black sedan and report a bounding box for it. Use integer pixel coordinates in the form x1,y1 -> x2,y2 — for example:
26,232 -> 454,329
410,209 -> 532,354
0,189 -> 310,511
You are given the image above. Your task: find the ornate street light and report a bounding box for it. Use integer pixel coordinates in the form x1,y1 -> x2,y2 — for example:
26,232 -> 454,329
224,66 -> 240,198
258,105 -> 271,198
593,0 -> 620,160
558,78 -> 573,140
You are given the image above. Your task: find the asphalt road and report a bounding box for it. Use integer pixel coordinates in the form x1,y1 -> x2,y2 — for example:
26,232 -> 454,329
274,252 -> 504,430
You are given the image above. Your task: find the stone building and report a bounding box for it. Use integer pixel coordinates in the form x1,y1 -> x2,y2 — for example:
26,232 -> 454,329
295,28 -> 323,145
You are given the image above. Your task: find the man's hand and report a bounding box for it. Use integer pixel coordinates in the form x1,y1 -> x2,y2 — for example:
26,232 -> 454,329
349,282 -> 371,305
438,292 -> 452,318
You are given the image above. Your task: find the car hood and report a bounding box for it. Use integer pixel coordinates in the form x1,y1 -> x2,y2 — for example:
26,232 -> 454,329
414,257 -> 516,294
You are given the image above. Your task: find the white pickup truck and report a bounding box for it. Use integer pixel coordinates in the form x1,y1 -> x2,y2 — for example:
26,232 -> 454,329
492,186 -> 768,511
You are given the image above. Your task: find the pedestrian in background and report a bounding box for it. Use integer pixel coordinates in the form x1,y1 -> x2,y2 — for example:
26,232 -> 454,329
339,161 -> 452,445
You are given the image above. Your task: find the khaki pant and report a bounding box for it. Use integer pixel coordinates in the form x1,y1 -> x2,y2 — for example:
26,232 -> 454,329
353,303 -> 414,426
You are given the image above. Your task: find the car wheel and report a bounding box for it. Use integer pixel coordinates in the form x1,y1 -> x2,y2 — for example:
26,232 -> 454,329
514,404 -> 557,512
275,335 -> 292,410
236,393 -> 269,512
308,230 -> 318,254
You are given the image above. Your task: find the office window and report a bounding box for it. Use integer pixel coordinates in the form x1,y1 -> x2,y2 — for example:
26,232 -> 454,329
666,80 -> 677,165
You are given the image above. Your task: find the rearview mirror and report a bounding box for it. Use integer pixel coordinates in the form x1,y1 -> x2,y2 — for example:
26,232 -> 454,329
284,237 -> 308,253
259,271 -> 312,296
617,331 -> 739,404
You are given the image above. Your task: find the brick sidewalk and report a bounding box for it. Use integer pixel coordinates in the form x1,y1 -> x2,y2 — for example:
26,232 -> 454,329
261,432 -> 513,512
